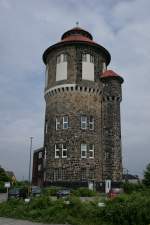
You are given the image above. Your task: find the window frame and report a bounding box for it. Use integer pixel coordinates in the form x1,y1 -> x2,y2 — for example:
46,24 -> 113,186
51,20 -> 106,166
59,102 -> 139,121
56,117 -> 61,130
55,144 -> 60,159
81,116 -> 87,130
63,116 -> 69,129
38,164 -> 42,171
89,116 -> 94,130
81,144 -> 87,158
89,144 -> 94,159
38,152 -> 42,159
62,144 -> 67,158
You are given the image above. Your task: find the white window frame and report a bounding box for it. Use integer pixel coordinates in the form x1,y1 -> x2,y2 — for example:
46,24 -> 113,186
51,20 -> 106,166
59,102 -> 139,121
89,116 -> 94,130
62,144 -> 67,158
38,152 -> 42,159
38,164 -> 42,171
56,117 -> 61,130
55,144 -> 60,159
105,152 -> 110,160
81,116 -> 87,129
81,144 -> 87,158
89,144 -> 94,159
63,116 -> 68,129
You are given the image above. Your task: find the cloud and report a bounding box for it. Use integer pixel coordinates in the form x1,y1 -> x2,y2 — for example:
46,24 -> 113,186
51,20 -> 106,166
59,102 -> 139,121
0,0 -> 150,179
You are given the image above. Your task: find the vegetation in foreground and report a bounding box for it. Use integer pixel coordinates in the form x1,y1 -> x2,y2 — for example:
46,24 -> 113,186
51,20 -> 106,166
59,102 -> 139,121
1,164 -> 150,224
0,188 -> 150,225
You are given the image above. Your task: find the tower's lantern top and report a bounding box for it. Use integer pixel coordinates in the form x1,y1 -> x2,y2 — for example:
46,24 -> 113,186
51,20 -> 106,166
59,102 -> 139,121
43,26 -> 111,65
61,27 -> 93,42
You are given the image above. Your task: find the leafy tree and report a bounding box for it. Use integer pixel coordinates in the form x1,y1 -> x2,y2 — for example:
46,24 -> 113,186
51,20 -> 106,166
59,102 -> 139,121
0,166 -> 10,182
143,163 -> 150,187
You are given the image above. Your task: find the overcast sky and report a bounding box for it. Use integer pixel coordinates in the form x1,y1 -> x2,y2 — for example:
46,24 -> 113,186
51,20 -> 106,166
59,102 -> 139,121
0,0 -> 150,180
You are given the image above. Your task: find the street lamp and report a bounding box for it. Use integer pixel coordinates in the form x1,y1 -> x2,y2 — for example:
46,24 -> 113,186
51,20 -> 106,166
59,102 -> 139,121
28,137 -> 34,196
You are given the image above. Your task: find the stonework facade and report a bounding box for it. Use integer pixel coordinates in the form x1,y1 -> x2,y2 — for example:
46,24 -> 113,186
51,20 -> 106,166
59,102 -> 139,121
32,27 -> 124,188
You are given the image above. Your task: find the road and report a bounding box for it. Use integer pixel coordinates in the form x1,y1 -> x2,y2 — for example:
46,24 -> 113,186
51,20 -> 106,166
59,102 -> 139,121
0,218 -> 68,225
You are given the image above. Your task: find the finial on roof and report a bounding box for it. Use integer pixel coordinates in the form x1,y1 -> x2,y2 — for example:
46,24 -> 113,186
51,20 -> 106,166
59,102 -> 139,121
76,21 -> 79,27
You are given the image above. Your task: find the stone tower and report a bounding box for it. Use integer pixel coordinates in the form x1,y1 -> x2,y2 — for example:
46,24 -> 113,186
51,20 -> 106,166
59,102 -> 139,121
42,27 -> 124,188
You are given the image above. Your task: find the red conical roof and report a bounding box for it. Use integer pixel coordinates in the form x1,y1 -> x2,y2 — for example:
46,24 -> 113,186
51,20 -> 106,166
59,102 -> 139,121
43,26 -> 111,65
100,70 -> 124,83
61,27 -> 94,43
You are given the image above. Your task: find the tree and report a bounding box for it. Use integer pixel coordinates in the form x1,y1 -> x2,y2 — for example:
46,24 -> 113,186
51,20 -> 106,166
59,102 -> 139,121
143,163 -> 150,187
0,166 -> 11,182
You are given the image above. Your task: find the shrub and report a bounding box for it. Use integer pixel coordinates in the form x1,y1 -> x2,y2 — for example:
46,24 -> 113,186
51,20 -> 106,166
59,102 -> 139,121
121,182 -> 144,194
103,192 -> 150,225
43,186 -> 61,196
72,187 -> 96,197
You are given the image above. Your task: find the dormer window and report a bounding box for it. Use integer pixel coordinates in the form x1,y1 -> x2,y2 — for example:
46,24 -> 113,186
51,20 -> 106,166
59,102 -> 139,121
56,54 -> 67,81
82,54 -> 94,81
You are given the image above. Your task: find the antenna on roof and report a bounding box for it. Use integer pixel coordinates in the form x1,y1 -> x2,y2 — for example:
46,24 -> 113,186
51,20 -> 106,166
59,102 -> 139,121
76,21 -> 79,27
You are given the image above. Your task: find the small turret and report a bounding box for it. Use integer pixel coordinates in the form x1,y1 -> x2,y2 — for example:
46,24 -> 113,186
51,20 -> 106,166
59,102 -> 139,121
100,70 -> 124,182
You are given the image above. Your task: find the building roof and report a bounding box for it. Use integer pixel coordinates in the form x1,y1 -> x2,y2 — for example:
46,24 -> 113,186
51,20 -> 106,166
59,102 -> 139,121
123,174 -> 139,180
100,70 -> 124,83
43,26 -> 111,65
33,147 -> 44,153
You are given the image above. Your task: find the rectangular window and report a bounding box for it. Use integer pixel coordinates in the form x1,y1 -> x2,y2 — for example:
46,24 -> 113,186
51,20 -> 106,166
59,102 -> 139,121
55,144 -> 60,159
63,116 -> 68,129
90,55 -> 94,63
81,144 -> 87,158
89,169 -> 95,179
81,168 -> 86,180
62,144 -> 67,158
89,144 -> 94,158
82,54 -> 87,62
89,116 -> 94,130
38,164 -> 42,171
54,168 -> 62,180
56,117 -> 61,130
38,152 -> 42,159
105,152 -> 110,160
81,116 -> 87,129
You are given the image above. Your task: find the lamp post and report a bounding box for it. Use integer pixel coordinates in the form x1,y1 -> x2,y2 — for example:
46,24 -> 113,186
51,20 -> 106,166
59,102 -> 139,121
28,137 -> 34,196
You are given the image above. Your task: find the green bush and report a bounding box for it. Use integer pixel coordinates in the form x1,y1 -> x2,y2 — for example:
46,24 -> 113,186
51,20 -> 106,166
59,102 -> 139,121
103,192 -> 150,225
122,182 -> 145,194
72,187 -> 96,197
0,191 -> 150,225
43,186 -> 61,196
